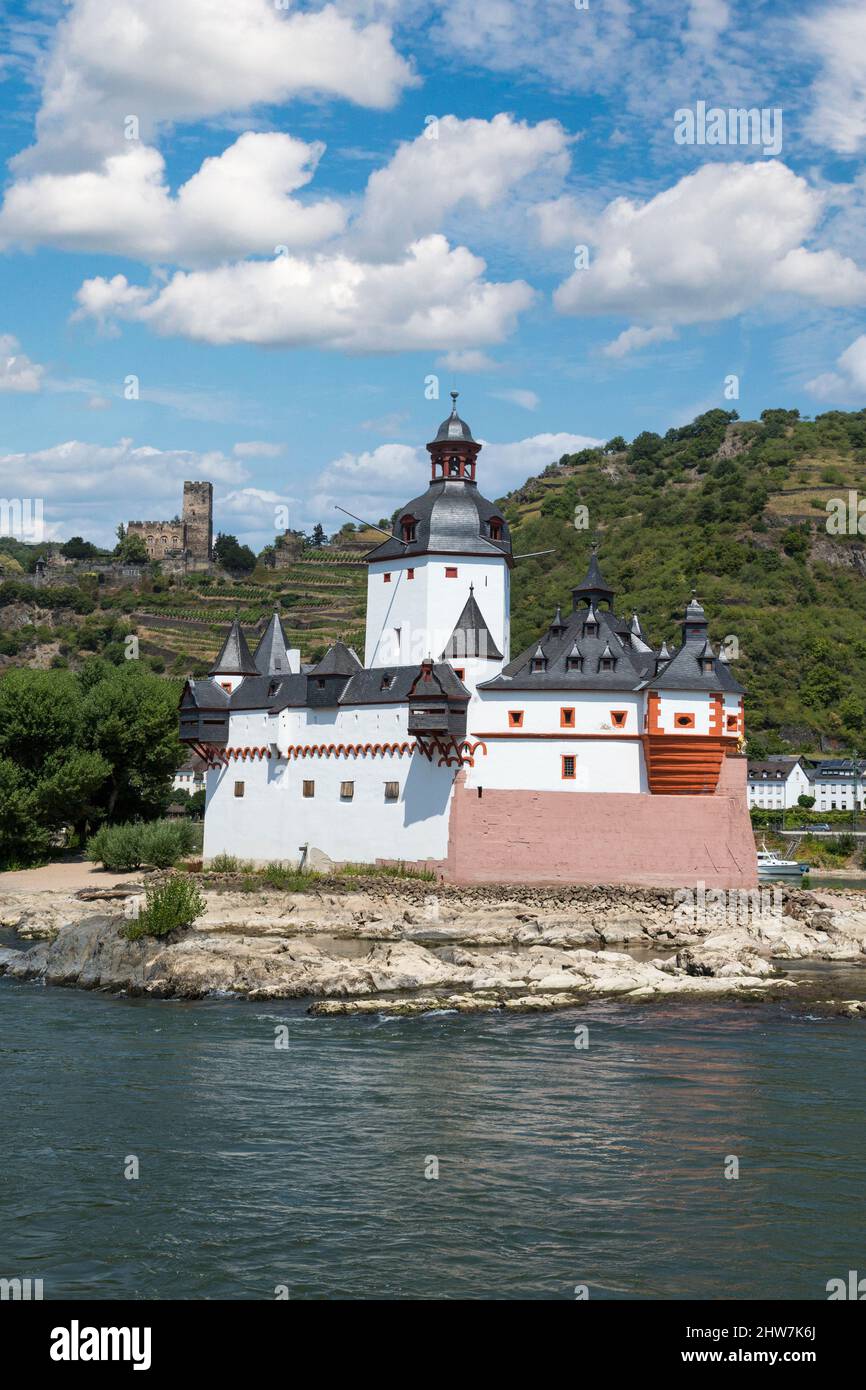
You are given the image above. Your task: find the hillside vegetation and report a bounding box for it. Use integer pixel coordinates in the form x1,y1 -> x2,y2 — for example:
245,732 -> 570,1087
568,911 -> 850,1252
501,407 -> 866,756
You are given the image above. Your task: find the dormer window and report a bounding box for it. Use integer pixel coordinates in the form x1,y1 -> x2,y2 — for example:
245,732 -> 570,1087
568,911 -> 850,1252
401,515 -> 417,543
530,646 -> 547,673
380,674 -> 393,691
567,655 -> 583,671
702,658 -> 714,674
599,657 -> 616,672
489,517 -> 503,542
267,680 -> 280,697
584,617 -> 598,635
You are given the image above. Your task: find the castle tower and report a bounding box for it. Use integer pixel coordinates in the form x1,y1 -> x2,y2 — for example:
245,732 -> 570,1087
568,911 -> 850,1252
363,395 -> 512,683
183,481 -> 213,560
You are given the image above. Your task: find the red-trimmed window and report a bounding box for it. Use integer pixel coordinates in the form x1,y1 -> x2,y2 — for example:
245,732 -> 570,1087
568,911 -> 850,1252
445,566 -> 458,578
726,714 -> 738,731
560,707 -> 575,728
407,568 -> 415,580
610,710 -> 627,728
562,755 -> 576,779
453,667 -> 465,682
675,712 -> 695,729
220,682 -> 232,693
401,515 -> 417,543
508,710 -> 524,728
489,517 -> 503,542
383,572 -> 391,583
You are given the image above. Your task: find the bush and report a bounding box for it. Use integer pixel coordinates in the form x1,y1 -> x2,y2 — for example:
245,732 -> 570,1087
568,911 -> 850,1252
86,819 -> 196,871
139,819 -> 196,868
208,852 -> 240,872
124,874 -> 205,939
86,821 -> 145,871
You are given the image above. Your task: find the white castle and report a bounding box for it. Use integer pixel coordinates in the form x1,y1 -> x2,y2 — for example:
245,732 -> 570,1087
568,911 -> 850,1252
180,396 -> 756,888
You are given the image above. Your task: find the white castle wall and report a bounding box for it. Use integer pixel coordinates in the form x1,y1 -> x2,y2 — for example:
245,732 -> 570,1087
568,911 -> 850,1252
201,694 -> 457,866
365,555 -> 509,670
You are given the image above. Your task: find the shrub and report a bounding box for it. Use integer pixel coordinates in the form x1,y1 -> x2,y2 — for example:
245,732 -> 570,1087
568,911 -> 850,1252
124,874 -> 205,939
86,819 -> 196,871
208,852 -> 240,872
86,821 -> 144,871
139,819 -> 196,868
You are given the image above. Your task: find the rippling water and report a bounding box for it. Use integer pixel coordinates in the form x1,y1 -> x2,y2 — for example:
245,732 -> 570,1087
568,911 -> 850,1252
1,975 -> 864,1300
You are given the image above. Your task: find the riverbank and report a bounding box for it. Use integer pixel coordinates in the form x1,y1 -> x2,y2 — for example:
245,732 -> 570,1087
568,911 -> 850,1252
2,876 -> 866,1014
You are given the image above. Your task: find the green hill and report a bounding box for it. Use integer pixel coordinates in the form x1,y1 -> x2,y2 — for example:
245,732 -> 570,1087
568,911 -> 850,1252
501,406 -> 866,756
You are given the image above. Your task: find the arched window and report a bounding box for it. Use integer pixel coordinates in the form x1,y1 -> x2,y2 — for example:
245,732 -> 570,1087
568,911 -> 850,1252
401,515 -> 417,543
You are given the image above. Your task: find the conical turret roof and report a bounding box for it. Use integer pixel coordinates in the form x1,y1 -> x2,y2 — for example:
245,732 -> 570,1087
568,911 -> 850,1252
210,618 -> 258,677
254,610 -> 291,676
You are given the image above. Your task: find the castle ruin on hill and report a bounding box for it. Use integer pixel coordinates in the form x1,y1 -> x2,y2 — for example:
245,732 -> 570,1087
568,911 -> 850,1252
127,481 -> 213,563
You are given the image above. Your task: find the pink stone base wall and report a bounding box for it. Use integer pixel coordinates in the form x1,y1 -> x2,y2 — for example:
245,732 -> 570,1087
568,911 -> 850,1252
445,755 -> 757,889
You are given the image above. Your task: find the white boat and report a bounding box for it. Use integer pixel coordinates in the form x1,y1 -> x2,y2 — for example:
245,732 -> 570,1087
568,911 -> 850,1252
757,848 -> 809,882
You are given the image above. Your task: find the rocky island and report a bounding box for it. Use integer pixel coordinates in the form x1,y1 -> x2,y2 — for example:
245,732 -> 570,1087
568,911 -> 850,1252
3,878 -> 866,1018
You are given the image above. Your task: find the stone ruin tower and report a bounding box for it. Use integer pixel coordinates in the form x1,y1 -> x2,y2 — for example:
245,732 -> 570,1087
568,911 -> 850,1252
182,481 -> 213,561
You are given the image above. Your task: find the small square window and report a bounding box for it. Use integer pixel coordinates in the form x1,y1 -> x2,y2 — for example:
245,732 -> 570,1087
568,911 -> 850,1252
316,678 -> 326,689
340,781 -> 354,800
384,781 -> 400,801
508,709 -> 524,727
234,781 -> 245,798
383,572 -> 391,583
453,667 -> 465,682
445,566 -> 458,578
562,755 -> 576,779
220,682 -> 232,693
303,780 -> 315,798
407,568 -> 415,580
675,712 -> 695,729
560,707 -> 575,728
726,714 -> 738,731
610,710 -> 627,728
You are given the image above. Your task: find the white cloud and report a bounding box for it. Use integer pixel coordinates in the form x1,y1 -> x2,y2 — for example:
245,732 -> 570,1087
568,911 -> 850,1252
2,134 -> 345,265
72,236 -> 534,351
492,388 -> 539,410
479,432 -> 603,486
553,162 -> 866,337
806,334 -> 866,401
15,0 -> 415,173
0,438 -> 248,545
216,486 -> 297,547
435,350 -> 498,373
801,2 -> 866,155
603,325 -> 677,358
233,441 -> 286,459
353,113 -> 570,258
0,334 -> 45,392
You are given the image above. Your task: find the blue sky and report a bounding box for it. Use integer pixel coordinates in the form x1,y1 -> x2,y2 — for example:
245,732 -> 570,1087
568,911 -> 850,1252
1,0 -> 865,547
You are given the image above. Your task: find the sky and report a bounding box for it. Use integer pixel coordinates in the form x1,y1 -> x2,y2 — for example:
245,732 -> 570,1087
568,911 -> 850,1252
1,0 -> 866,548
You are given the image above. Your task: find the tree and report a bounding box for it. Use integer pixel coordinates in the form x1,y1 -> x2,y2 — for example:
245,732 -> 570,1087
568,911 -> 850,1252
797,794 -> 816,808
82,664 -> 185,820
116,532 -> 150,564
61,536 -> 99,560
604,436 -> 627,454
311,523 -> 326,548
213,532 -> 256,574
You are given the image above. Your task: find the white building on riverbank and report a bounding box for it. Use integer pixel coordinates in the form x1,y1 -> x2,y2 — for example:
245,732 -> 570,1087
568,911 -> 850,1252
179,397 -> 755,887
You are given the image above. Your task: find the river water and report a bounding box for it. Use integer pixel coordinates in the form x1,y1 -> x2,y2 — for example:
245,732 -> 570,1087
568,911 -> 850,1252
1,968 -> 864,1301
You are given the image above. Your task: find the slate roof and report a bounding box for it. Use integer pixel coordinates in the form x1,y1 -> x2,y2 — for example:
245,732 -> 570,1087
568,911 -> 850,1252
430,392 -> 476,444
480,604 -> 654,692
480,585 -> 746,695
210,618 -> 258,676
440,585 -> 503,660
572,549 -> 615,603
747,759 -> 799,780
364,479 -> 512,565
307,641 -> 363,677
254,611 -> 292,677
